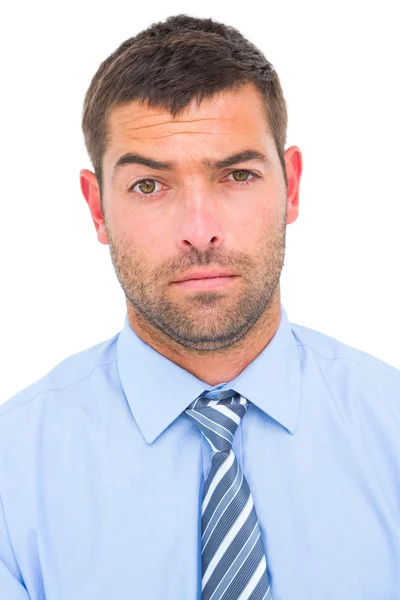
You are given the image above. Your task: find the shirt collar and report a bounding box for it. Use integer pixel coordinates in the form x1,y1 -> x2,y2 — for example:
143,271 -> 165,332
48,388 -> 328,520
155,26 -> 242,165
116,303 -> 302,444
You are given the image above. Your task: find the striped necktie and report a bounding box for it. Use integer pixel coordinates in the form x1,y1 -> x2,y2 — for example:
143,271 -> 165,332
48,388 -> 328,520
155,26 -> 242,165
185,388 -> 272,600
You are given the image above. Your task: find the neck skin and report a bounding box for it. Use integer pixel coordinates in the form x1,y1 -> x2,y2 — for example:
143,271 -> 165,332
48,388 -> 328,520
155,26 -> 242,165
126,285 -> 282,387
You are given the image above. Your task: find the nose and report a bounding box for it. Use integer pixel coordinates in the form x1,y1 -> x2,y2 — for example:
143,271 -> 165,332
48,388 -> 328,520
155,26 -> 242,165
176,183 -> 226,252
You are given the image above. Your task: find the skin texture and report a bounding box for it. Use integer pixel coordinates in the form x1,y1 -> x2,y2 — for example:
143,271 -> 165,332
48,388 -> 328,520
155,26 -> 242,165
80,82 -> 302,386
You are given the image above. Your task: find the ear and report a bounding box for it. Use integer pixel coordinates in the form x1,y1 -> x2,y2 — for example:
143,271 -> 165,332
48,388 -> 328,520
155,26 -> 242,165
80,169 -> 109,245
283,146 -> 302,225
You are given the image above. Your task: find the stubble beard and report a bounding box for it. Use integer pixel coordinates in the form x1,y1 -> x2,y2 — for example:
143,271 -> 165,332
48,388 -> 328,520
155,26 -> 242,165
104,209 -> 287,353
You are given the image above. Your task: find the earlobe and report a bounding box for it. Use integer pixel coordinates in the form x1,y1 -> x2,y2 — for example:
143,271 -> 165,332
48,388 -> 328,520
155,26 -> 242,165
97,222 -> 109,245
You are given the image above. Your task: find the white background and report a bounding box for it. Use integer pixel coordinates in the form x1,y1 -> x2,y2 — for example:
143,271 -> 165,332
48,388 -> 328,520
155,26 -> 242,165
1,0 -> 399,403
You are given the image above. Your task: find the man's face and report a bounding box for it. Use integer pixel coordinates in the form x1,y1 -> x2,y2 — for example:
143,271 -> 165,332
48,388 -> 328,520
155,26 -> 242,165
97,83 -> 298,352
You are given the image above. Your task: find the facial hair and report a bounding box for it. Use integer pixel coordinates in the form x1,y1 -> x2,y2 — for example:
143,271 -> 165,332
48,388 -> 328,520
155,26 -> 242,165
104,203 -> 287,353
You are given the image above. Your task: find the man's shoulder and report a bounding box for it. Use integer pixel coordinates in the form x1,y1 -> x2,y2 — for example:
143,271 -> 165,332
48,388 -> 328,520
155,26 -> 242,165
289,318 -> 400,408
0,331 -> 120,422
290,318 -> 399,373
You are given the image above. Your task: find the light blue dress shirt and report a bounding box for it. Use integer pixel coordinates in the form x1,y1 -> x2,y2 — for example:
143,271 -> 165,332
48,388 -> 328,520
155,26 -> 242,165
1,304 -> 400,599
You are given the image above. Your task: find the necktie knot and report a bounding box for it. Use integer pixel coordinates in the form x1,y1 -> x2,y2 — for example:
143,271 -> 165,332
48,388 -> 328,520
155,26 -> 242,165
185,388 -> 249,452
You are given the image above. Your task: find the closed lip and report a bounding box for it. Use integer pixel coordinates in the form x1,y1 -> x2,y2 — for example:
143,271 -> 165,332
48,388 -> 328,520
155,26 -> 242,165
173,270 -> 237,283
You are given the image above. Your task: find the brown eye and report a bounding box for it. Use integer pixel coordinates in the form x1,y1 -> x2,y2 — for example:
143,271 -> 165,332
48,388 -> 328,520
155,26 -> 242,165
137,179 -> 156,194
231,170 -> 251,182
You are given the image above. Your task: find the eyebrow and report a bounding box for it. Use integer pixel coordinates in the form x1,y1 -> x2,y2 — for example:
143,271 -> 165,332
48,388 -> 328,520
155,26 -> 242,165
111,149 -> 272,183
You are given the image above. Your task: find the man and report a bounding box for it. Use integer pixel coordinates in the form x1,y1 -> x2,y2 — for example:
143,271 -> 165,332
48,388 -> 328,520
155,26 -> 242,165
1,13 -> 399,600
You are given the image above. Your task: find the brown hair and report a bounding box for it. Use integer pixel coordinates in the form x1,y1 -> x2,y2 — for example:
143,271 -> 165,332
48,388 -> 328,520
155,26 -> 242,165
81,14 -> 288,207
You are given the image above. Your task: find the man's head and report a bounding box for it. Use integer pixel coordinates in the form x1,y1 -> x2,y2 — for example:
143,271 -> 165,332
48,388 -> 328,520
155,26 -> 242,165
80,14 -> 301,357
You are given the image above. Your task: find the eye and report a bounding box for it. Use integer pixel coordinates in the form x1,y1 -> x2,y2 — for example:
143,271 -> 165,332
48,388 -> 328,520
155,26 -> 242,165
129,178 -> 162,195
226,169 -> 260,185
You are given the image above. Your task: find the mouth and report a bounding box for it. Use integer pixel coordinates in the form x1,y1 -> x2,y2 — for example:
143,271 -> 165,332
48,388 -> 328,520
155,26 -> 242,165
171,275 -> 238,290
173,269 -> 237,283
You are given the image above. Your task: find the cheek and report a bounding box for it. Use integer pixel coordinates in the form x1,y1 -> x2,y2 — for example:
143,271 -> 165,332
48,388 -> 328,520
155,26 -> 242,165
252,182 -> 286,226
109,204 -> 152,245
120,218 -> 169,268
235,194 -> 275,235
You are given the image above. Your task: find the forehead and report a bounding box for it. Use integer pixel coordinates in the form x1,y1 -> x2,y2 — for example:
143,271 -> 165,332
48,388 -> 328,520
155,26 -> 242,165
103,83 -> 274,172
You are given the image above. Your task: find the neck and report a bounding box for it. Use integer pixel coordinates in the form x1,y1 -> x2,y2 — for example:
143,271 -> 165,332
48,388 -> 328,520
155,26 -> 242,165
126,288 -> 281,387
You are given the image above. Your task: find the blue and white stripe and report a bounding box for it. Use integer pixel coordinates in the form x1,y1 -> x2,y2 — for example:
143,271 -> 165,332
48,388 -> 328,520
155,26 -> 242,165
185,388 -> 272,600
